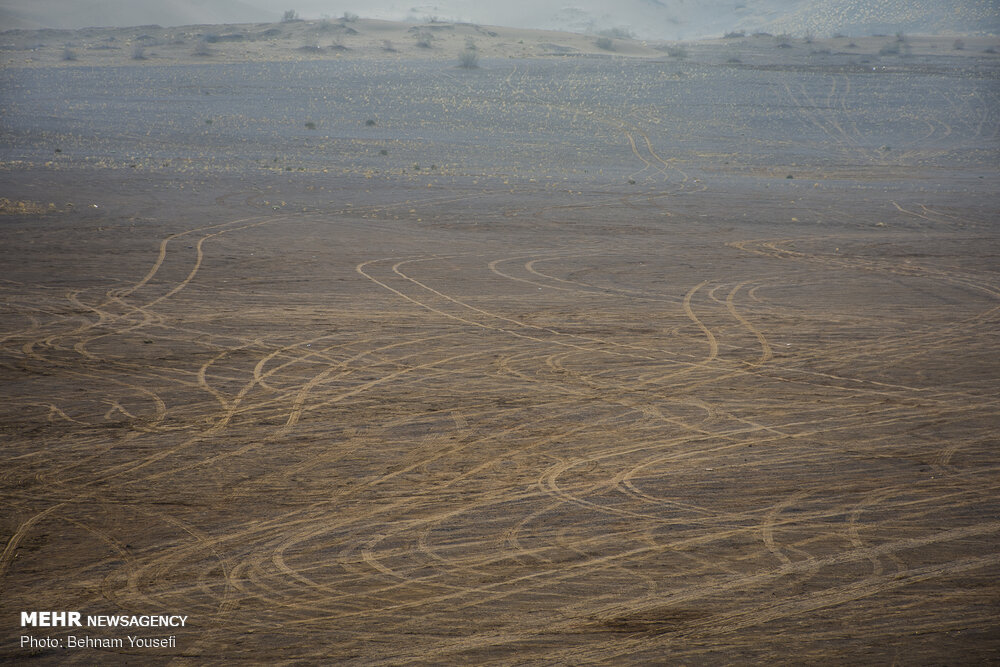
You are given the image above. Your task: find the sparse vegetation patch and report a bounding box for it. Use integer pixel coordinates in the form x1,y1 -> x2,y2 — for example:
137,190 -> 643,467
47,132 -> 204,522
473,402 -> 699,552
458,40 -> 479,69
0,198 -> 56,215
414,30 -> 434,49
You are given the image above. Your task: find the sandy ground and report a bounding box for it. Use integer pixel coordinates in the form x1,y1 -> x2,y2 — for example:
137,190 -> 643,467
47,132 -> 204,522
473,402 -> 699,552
1,20 -> 999,664
4,17 -> 1000,67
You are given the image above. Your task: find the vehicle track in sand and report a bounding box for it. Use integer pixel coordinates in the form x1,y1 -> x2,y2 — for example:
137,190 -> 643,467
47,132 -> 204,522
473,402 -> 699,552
2,50 -> 998,664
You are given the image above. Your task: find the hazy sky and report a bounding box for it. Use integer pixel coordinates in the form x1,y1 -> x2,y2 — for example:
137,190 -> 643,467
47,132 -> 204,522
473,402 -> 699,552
1,0 -> 996,37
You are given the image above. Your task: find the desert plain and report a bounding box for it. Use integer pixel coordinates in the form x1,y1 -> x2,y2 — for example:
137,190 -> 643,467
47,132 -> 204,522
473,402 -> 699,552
1,17 -> 999,664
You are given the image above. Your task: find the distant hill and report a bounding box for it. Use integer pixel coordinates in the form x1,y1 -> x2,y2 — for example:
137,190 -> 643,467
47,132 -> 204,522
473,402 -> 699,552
277,0 -> 1000,38
1,0 -> 996,37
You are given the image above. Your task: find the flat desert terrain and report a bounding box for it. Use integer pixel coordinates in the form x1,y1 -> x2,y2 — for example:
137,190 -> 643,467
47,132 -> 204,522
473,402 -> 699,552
1,19 -> 999,664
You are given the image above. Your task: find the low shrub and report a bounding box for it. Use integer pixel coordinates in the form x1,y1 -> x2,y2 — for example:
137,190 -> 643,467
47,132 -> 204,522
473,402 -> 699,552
415,31 -> 433,48
458,42 -> 479,68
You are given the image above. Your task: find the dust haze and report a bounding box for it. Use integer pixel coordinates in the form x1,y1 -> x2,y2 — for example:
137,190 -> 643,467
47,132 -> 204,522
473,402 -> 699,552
2,0 -> 998,37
